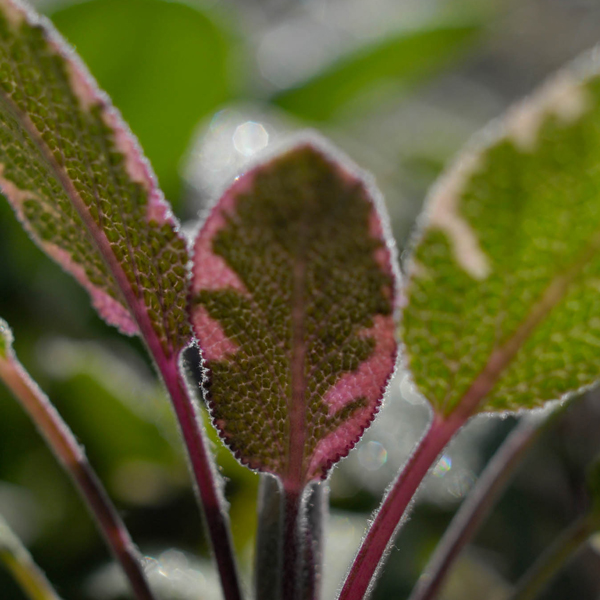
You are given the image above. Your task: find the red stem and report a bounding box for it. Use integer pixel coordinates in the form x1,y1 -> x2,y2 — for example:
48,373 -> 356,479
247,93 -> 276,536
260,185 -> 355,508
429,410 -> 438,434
338,248 -> 579,600
409,416 -> 541,600
162,358 -> 242,600
0,355 -> 156,600
337,412 -> 465,600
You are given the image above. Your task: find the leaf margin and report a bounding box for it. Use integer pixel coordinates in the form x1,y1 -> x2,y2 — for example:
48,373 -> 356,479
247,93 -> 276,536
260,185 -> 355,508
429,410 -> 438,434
189,133 -> 401,483
401,49 -> 600,418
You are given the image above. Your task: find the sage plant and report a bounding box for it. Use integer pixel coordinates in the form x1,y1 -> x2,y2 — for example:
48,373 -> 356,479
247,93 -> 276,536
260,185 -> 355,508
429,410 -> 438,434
1,1 -> 600,599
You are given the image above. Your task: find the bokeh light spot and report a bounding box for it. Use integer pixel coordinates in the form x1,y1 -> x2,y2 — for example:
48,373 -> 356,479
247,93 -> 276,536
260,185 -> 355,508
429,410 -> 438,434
233,121 -> 269,157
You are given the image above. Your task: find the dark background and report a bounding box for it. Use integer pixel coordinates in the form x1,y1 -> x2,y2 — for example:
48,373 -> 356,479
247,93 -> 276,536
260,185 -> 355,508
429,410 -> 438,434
2,0 -> 600,598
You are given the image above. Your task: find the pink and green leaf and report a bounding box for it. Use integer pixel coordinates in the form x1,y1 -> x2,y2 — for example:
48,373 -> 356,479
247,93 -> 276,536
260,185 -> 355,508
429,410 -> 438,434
190,143 -> 398,485
403,58 -> 600,417
0,0 -> 189,354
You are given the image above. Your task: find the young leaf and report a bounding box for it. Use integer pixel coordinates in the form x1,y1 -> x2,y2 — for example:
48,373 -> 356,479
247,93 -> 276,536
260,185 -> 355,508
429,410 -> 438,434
191,143 -> 398,485
0,0 -> 188,352
272,22 -> 480,122
403,57 -> 600,417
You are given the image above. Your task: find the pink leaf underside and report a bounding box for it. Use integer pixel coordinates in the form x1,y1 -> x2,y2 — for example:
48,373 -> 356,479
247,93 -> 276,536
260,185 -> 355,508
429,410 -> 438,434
0,0 -> 189,352
191,144 -> 398,483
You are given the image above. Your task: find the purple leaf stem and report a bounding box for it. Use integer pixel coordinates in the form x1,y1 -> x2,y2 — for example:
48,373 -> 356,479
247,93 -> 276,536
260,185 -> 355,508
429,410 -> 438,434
340,219 -> 581,600
337,413 -> 461,600
164,358 -> 243,600
408,415 -> 541,600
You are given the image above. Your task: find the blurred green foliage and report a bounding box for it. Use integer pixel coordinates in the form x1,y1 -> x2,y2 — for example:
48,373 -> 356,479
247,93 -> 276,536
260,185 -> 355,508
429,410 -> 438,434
272,22 -> 481,122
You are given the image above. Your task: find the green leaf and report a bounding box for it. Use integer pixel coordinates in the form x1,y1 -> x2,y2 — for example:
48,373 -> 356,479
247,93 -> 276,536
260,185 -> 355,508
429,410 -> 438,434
0,318 -> 11,358
48,0 -> 234,203
0,0 -> 189,356
403,57 -> 600,416
272,22 -> 480,122
190,143 -> 398,485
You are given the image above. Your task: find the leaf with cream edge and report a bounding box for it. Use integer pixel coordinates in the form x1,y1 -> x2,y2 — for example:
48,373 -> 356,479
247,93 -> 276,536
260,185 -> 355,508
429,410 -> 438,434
0,3 -> 243,599
0,0 -> 189,352
404,54 -> 600,417
339,52 -> 600,600
190,143 -> 399,487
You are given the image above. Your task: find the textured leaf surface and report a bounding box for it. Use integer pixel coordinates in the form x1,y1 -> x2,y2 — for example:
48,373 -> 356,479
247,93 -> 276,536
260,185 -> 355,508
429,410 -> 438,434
191,144 -> 397,483
272,23 -> 479,122
49,0 -> 233,203
403,58 -> 600,416
0,0 -> 188,354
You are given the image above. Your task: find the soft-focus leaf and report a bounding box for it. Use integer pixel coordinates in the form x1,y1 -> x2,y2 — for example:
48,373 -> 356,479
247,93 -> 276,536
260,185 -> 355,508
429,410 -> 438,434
0,318 -> 12,358
0,0 -> 189,355
190,143 -> 398,484
272,23 -> 480,122
48,0 -> 234,203
403,56 -> 600,416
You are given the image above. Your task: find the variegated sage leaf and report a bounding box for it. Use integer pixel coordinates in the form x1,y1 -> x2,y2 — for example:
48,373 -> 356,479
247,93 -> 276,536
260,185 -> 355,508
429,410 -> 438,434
0,0 -> 189,354
403,55 -> 600,417
191,144 -> 398,484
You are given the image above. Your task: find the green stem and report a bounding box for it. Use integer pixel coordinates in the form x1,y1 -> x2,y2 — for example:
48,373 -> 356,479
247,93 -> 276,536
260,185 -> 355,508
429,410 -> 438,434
0,514 -> 62,600
282,484 -> 303,600
509,513 -> 598,600
302,482 -> 327,600
255,475 -> 283,600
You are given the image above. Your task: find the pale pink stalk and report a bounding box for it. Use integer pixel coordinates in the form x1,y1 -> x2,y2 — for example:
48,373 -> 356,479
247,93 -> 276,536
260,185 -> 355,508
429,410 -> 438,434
0,353 -> 155,600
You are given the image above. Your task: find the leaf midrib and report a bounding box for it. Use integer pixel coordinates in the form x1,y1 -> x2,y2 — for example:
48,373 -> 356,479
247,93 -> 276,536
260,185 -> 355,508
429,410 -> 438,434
447,228 -> 600,421
287,215 -> 310,488
0,36 -> 182,357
